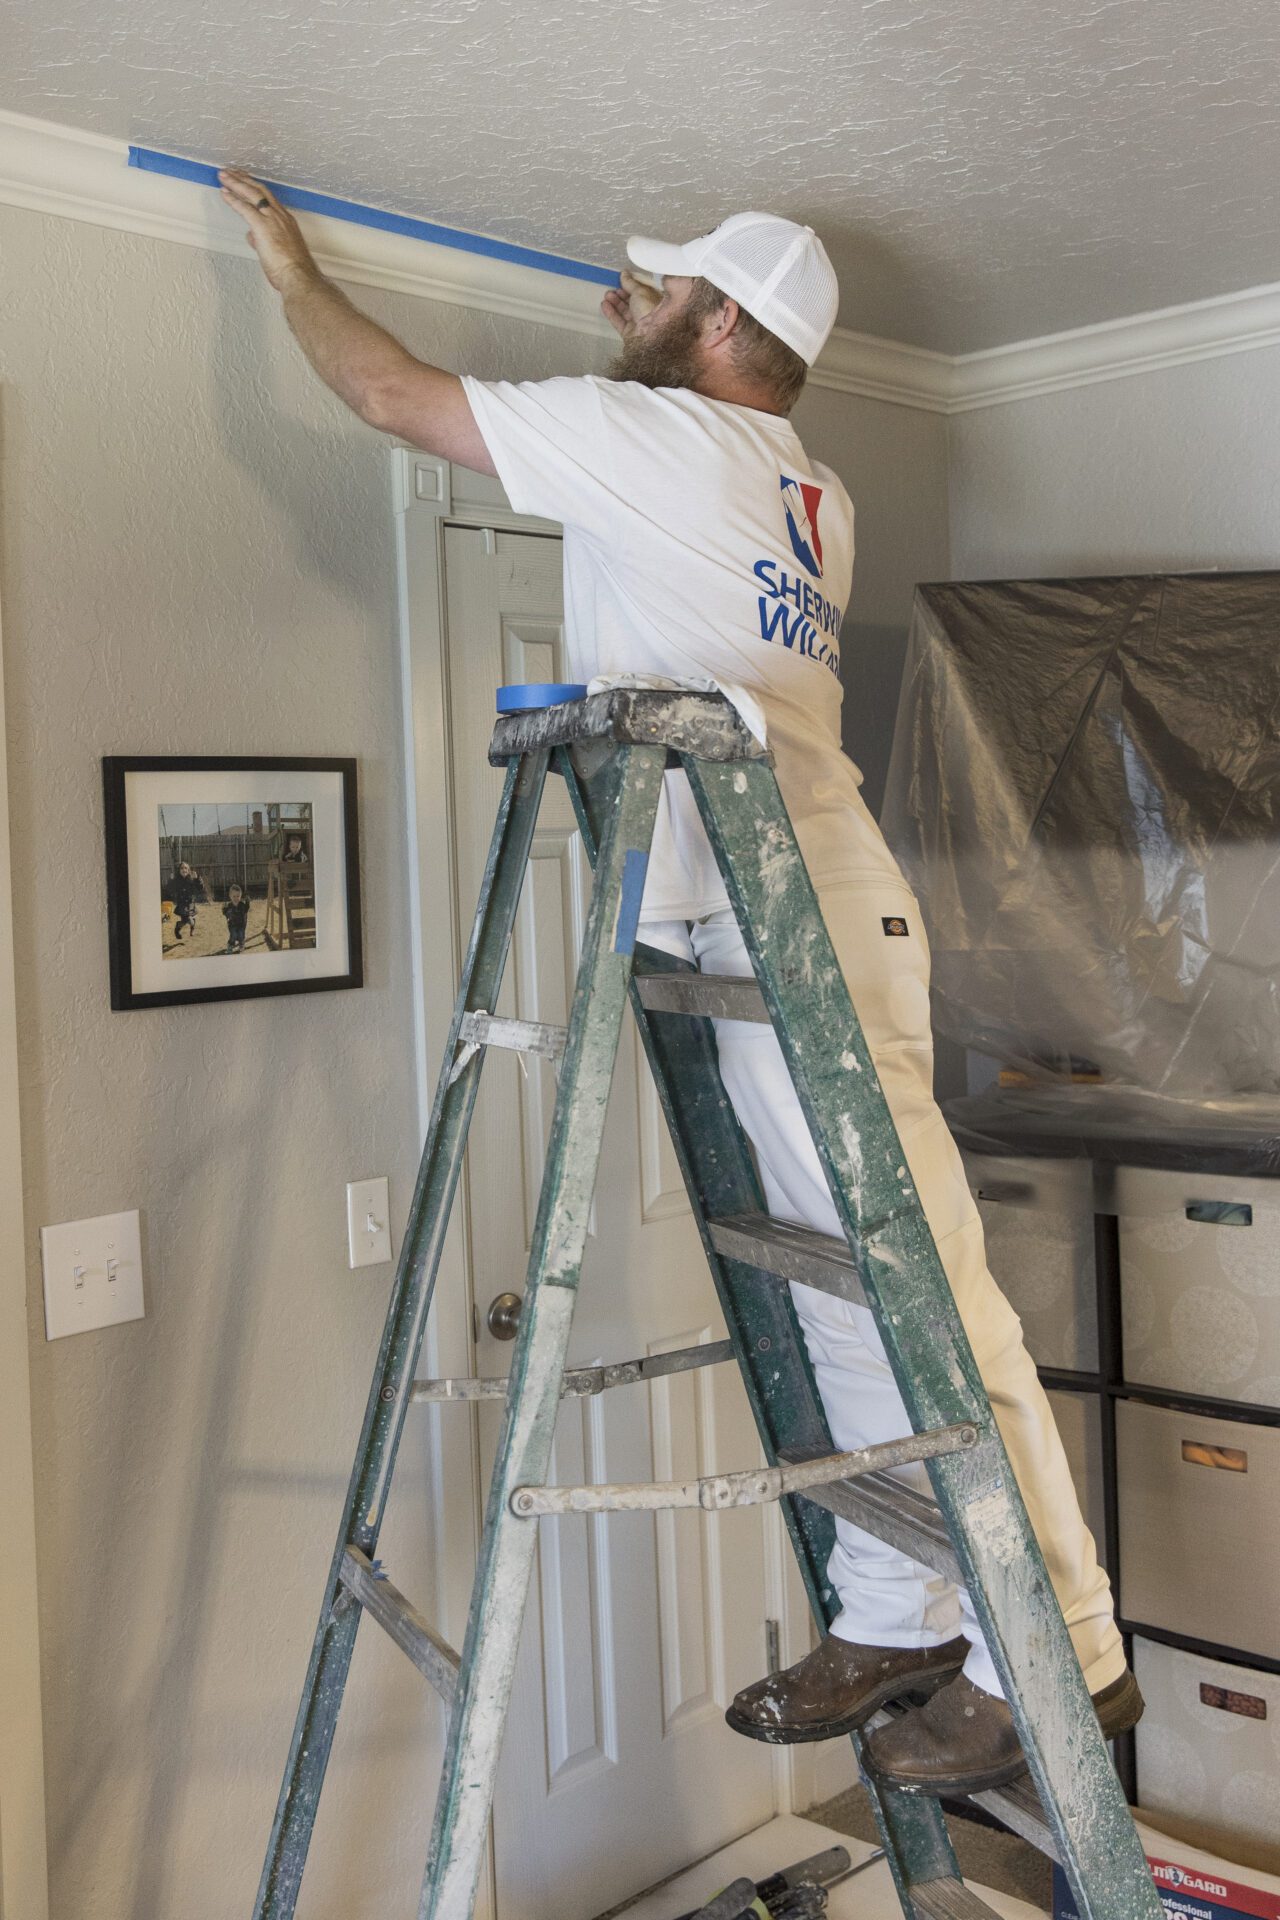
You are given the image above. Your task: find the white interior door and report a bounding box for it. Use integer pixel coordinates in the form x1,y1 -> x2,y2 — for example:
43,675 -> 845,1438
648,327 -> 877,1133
441,521 -> 776,1919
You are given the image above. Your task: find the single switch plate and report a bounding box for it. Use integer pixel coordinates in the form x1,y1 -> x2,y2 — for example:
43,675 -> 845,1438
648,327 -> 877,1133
41,1209 -> 145,1340
347,1176 -> 392,1268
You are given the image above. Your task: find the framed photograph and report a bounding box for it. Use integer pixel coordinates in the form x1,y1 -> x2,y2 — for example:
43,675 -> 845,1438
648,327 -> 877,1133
103,757 -> 362,1009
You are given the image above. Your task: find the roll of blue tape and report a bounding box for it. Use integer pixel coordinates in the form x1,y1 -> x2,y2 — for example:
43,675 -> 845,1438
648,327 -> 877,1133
496,683 -> 589,713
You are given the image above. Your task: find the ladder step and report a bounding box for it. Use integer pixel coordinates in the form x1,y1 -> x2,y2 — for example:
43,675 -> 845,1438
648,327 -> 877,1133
457,1010 -> 567,1062
968,1777 -> 1060,1865
780,1446 -> 962,1585
337,1548 -> 460,1707
866,1705 -> 1060,1865
708,1212 -> 868,1308
411,1338 -> 736,1403
511,1423 -> 979,1517
634,971 -> 769,1023
911,1880 -> 1004,1920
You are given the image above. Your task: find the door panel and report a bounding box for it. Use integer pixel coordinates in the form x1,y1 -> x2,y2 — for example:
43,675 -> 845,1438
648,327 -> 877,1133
636,1041 -> 692,1224
441,523 -> 773,1919
653,1327 -> 727,1730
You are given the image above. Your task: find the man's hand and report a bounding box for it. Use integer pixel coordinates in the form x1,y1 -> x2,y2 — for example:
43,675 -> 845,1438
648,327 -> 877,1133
218,169 -> 319,292
216,163 -> 495,472
601,269 -> 661,337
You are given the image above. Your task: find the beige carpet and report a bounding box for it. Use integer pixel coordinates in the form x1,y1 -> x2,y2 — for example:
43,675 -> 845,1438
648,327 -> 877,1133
811,1784 -> 1052,1911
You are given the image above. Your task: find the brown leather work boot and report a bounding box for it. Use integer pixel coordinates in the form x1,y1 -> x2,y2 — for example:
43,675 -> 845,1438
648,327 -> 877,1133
866,1666 -> 1145,1793
726,1635 -> 969,1745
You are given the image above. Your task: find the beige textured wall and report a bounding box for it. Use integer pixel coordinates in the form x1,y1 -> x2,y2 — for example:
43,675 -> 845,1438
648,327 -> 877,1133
0,200 -> 948,1919
947,348 -> 1280,578
797,387 -> 950,817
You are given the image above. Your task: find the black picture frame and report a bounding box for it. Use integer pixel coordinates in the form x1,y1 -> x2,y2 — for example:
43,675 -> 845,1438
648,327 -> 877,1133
103,756 -> 363,1010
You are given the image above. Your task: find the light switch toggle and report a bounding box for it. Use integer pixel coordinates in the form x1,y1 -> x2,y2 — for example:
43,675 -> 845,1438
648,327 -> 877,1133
42,1212 -> 144,1340
347,1177 -> 392,1268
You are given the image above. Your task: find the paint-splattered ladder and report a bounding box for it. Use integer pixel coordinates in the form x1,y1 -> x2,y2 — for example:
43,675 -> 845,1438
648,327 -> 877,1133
251,690 -> 1162,1920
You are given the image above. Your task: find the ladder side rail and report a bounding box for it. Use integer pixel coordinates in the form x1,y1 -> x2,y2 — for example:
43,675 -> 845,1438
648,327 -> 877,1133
252,751 -> 551,1920
685,754 -> 1162,1920
559,751 -> 963,1907
420,742 -> 666,1920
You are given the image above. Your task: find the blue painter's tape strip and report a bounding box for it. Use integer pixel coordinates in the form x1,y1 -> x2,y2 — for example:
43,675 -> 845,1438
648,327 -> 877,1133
614,849 -> 648,957
127,146 -> 619,288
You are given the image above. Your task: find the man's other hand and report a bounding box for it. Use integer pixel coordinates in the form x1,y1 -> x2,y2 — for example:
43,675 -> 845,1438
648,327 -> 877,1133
601,269 -> 661,337
219,170 -> 319,291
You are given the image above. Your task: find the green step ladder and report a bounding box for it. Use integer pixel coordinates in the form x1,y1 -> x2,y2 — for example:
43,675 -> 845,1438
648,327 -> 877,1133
251,689 -> 1162,1920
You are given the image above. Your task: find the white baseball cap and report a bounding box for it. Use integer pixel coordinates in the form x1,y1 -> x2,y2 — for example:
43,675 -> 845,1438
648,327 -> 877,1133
626,212 -> 839,366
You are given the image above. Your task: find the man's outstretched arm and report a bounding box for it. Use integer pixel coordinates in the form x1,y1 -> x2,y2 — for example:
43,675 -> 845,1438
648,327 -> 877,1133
219,168 -> 497,474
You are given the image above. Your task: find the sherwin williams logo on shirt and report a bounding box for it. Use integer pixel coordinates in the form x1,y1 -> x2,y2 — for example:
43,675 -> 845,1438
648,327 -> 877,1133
753,559 -> 843,678
780,474 -> 824,578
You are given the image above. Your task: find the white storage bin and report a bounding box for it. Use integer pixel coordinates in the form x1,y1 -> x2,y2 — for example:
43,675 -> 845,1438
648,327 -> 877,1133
963,1152 -> 1099,1373
1133,1637 -> 1280,1876
1045,1387 -> 1108,1570
1117,1165 -> 1280,1407
1116,1398 -> 1280,1659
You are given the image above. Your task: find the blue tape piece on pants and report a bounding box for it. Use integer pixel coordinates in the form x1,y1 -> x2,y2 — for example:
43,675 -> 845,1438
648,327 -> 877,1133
127,147 -> 619,288
614,850 -> 648,956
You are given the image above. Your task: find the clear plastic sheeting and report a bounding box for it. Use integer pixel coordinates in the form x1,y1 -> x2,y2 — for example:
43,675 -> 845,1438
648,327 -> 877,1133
881,573 -> 1280,1175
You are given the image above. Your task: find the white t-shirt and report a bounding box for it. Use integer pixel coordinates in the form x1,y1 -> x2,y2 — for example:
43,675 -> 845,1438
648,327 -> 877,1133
462,372 -> 903,919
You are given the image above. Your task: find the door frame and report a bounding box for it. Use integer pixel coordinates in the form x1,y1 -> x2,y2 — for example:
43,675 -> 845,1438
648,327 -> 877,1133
0,577 -> 51,1918
391,450 -> 850,1896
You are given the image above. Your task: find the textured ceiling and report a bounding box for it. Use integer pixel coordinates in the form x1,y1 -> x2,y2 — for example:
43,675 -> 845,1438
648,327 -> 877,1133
4,0 -> 1279,353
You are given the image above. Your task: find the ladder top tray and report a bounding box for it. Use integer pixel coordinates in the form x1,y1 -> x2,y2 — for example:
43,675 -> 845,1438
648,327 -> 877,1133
489,687 -> 770,766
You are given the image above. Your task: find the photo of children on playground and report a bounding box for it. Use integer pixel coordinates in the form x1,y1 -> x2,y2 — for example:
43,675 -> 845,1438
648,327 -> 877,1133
159,801 -> 316,961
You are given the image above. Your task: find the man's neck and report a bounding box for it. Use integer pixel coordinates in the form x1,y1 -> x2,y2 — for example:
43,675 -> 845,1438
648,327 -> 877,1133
691,368 -> 788,417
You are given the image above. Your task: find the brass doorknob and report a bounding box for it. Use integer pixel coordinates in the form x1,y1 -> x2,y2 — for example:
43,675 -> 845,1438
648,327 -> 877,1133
487,1292 -> 523,1341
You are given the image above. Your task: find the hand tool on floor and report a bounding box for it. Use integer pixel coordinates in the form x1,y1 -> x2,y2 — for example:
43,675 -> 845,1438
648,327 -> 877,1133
678,1842 -> 857,1919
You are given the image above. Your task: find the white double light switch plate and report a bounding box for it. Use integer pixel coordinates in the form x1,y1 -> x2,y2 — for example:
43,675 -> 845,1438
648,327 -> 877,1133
41,1209 -> 145,1340
347,1176 -> 392,1268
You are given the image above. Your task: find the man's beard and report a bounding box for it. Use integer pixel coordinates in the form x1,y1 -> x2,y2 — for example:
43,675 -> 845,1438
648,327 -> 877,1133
608,305 -> 704,390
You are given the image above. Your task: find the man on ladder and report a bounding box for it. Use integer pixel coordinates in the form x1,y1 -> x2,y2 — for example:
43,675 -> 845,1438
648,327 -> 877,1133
221,168 -> 1142,1798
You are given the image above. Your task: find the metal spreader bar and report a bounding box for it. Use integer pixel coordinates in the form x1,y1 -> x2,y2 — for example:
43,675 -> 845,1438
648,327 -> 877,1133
510,1421 -> 980,1516
411,1336 -> 736,1404
252,690 -> 1162,1920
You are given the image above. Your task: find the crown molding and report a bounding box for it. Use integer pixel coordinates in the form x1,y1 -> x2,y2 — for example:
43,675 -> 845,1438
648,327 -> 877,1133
3,107 -> 1280,416
947,280 -> 1280,412
810,327 -> 952,411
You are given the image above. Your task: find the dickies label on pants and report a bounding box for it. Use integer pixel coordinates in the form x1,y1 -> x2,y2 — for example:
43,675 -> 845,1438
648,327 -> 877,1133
882,915 -> 909,937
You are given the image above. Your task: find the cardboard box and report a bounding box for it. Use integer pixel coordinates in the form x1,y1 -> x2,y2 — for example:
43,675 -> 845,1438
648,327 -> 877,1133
1054,1819 -> 1280,1920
